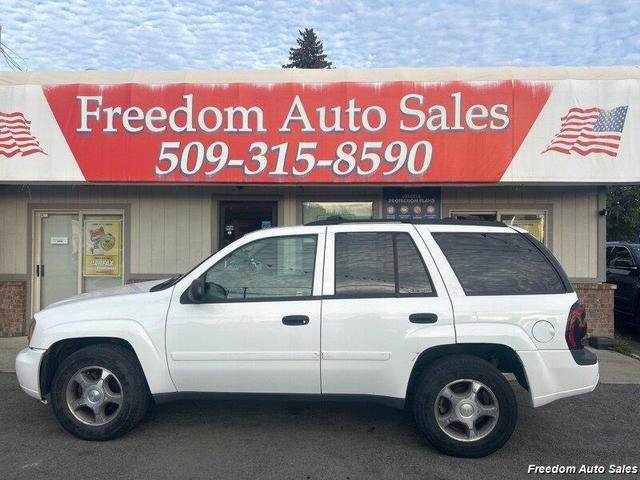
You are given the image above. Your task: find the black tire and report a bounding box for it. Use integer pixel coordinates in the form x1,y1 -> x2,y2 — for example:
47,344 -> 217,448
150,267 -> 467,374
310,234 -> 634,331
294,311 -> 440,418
412,355 -> 517,458
50,343 -> 150,441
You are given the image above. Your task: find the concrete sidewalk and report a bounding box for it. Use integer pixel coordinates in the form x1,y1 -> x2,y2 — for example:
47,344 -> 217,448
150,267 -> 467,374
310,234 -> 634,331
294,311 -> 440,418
0,336 -> 638,383
0,336 -> 26,372
594,347 -> 640,384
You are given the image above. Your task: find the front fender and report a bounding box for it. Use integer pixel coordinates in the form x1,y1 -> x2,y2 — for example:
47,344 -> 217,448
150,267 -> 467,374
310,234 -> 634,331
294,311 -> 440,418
33,318 -> 176,394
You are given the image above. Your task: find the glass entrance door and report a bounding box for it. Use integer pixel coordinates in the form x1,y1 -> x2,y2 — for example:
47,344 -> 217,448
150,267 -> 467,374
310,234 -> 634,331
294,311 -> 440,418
38,213 -> 80,308
219,201 -> 277,249
33,210 -> 124,312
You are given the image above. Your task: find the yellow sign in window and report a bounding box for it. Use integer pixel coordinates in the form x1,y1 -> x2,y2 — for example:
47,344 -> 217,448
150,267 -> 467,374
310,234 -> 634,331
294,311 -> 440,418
83,220 -> 122,277
501,213 -> 545,243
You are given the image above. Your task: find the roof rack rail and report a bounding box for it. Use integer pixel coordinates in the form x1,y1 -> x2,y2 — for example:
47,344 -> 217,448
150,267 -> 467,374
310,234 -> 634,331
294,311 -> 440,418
304,216 -> 507,227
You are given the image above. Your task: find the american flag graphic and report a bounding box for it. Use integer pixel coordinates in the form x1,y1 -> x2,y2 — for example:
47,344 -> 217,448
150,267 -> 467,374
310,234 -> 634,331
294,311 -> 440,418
543,106 -> 628,157
0,112 -> 46,157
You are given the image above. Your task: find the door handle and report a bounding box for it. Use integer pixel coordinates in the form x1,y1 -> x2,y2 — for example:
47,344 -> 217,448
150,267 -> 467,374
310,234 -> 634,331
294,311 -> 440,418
409,313 -> 438,324
282,315 -> 310,326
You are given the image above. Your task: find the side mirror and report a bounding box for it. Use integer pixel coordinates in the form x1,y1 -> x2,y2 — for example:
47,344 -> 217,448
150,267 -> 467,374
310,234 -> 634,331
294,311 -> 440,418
187,278 -> 206,303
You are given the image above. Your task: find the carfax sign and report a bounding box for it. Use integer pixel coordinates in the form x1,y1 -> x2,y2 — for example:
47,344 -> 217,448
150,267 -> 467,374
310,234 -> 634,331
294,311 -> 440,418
83,220 -> 121,277
0,79 -> 637,183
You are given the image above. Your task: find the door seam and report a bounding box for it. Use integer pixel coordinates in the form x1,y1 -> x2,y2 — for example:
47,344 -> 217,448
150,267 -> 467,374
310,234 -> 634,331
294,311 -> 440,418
319,226 -> 327,394
412,225 -> 457,343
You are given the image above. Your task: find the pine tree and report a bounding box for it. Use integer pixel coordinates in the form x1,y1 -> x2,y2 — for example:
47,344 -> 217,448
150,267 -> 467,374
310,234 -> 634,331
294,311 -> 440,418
283,28 -> 333,69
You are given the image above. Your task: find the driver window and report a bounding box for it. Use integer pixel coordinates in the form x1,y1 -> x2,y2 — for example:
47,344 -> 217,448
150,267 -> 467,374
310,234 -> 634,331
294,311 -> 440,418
204,235 -> 317,301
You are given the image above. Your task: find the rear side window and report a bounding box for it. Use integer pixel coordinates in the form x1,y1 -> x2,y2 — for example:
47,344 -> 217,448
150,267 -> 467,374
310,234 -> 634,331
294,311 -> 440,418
432,232 -> 566,296
396,233 -> 433,294
334,232 -> 434,297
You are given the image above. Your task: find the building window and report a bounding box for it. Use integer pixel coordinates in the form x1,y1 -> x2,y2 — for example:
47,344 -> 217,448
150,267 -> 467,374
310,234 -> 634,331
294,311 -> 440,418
450,210 -> 547,244
500,213 -> 546,244
302,201 -> 373,224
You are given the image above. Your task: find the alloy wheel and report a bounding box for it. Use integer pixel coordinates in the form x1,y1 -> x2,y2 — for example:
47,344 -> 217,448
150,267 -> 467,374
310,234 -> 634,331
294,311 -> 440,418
65,366 -> 124,426
433,378 -> 499,442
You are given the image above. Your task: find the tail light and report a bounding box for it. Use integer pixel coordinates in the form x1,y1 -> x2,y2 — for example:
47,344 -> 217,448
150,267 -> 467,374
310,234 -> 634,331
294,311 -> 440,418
565,302 -> 587,349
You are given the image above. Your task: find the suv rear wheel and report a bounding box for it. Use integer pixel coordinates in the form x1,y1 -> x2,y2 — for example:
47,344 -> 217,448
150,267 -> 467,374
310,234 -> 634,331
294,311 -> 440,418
412,355 -> 517,458
50,343 -> 150,440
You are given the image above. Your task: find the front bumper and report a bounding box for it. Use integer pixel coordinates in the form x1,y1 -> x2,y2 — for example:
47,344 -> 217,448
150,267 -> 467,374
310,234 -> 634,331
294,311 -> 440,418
518,348 -> 599,408
15,347 -> 46,400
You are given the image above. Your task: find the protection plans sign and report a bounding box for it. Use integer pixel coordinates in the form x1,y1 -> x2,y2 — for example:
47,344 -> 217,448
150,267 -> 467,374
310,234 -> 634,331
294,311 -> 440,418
0,79 -> 637,183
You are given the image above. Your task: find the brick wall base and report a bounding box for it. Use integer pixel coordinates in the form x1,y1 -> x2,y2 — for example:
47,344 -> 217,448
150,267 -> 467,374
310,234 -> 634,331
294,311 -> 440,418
574,282 -> 615,338
0,280 -> 26,337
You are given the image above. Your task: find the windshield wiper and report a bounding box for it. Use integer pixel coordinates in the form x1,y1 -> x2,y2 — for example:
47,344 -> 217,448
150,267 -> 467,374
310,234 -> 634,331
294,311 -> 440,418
149,274 -> 183,292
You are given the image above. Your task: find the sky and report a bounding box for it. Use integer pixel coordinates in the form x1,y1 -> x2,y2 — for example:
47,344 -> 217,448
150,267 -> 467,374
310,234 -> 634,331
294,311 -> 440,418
1,0 -> 639,71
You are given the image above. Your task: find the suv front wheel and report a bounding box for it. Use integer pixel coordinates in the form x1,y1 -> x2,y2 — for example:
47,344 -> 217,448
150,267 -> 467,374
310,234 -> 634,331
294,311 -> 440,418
50,343 -> 150,440
412,355 -> 517,458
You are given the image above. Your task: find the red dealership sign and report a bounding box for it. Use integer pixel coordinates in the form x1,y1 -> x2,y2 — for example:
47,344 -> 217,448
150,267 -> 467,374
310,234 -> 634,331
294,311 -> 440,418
0,78 -> 636,183
43,81 -> 550,183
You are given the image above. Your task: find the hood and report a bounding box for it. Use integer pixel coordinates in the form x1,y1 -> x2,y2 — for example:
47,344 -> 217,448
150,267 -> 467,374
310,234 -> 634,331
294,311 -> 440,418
42,279 -> 168,311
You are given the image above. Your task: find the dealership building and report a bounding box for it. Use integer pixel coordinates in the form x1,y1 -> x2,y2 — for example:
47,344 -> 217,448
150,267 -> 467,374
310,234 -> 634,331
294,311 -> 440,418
1,66 -> 636,337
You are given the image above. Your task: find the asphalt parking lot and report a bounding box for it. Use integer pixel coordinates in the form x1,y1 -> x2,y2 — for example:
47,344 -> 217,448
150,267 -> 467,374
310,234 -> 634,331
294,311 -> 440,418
1,373 -> 638,480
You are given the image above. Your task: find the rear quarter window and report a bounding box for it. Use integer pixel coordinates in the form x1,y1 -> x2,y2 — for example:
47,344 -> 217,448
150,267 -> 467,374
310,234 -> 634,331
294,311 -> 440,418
432,232 -> 567,296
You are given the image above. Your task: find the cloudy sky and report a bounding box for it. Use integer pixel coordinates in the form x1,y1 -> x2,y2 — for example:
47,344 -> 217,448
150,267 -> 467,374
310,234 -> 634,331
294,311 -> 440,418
1,0 -> 639,71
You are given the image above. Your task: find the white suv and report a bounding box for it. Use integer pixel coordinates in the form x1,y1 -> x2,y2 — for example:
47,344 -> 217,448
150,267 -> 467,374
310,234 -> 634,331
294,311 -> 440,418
16,218 -> 599,458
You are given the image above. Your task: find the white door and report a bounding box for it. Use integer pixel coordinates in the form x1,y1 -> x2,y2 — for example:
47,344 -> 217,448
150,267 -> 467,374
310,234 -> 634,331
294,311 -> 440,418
37,212 -> 80,309
320,224 -> 455,400
166,230 -> 325,394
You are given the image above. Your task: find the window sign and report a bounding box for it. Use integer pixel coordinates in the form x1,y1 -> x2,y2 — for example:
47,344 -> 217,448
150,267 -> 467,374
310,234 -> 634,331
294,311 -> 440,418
83,220 -> 122,277
383,187 -> 441,220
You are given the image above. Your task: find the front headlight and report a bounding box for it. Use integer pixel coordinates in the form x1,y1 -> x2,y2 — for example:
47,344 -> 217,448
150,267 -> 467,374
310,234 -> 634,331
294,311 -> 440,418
27,320 -> 36,344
